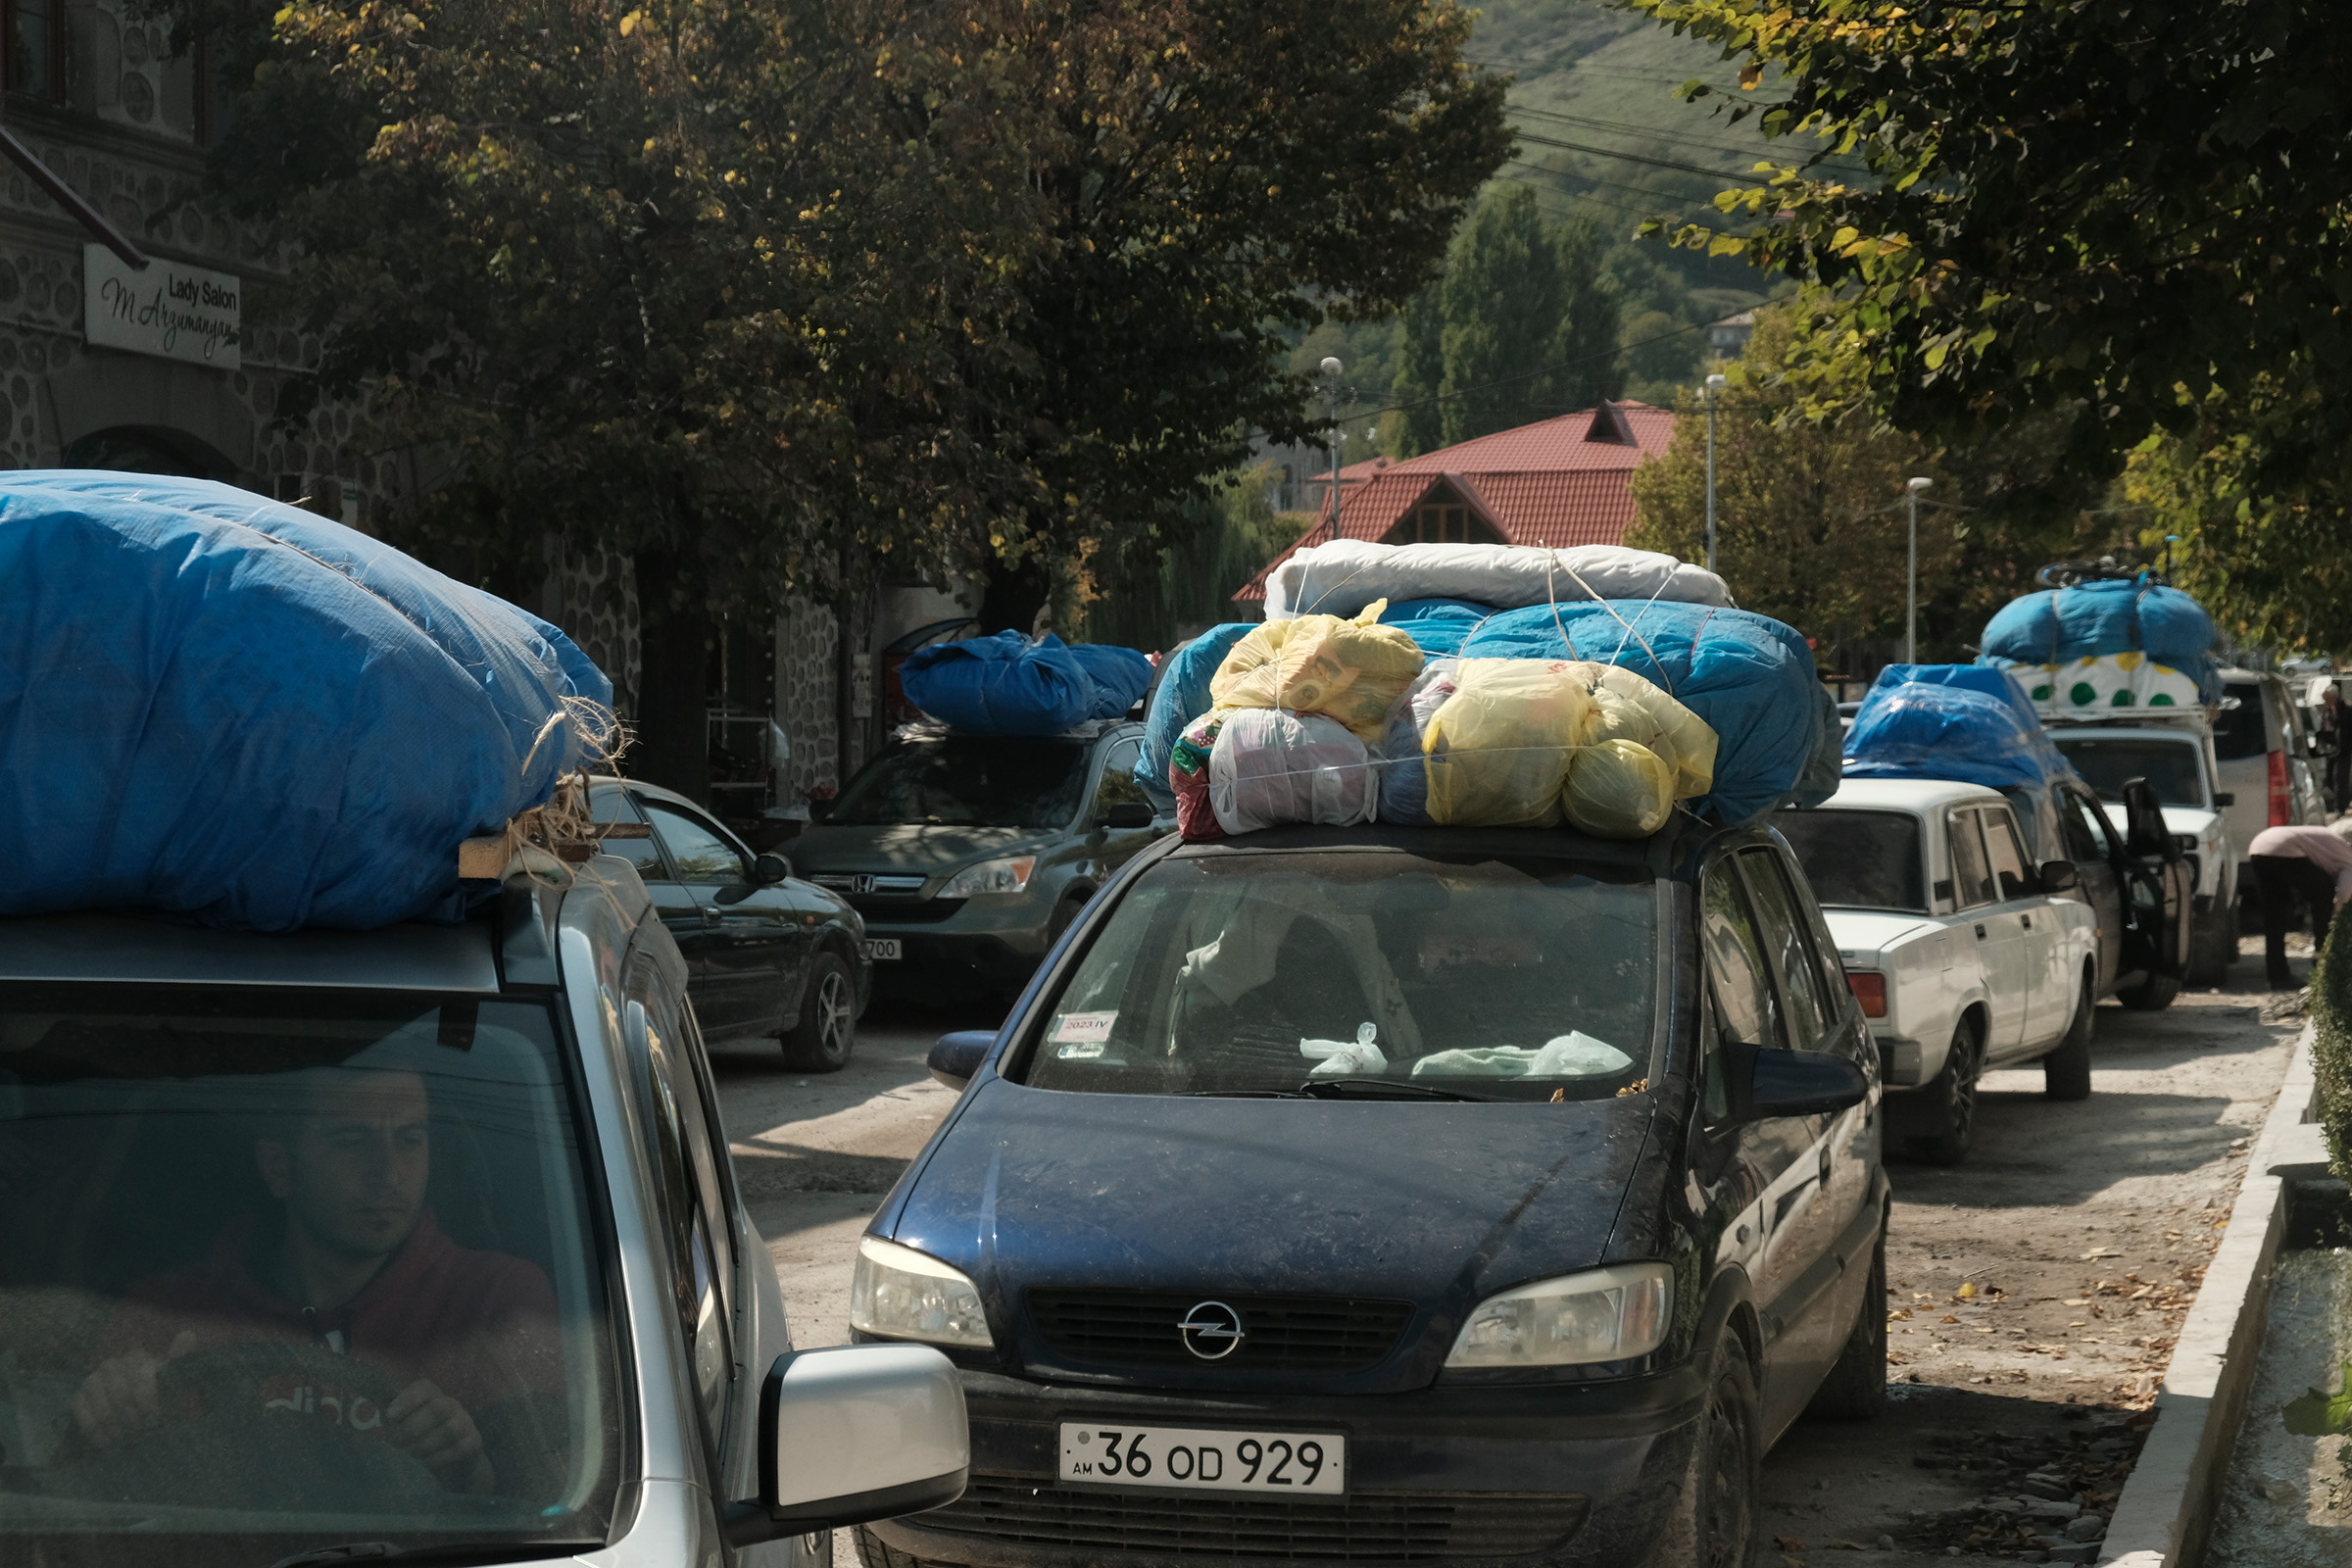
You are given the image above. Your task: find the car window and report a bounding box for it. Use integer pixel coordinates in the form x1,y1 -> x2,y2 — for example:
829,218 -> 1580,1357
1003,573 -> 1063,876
1772,808 -> 1926,913
1016,849 -> 1656,1102
1737,850 -> 1836,1049
1701,858 -> 1788,1052
590,788 -> 668,878
2212,684 -> 2269,762
646,801 -> 749,884
620,947 -> 734,1450
2052,736 -> 2210,808
0,985 -> 623,1552
1092,738 -> 1148,818
2059,789 -> 2113,861
829,736 -> 1090,830
1948,808 -> 1997,908
1982,808 -> 2035,900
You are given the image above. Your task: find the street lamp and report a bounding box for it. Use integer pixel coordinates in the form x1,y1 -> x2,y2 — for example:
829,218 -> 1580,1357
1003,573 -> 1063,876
1905,476 -> 1933,664
1703,374 -> 1727,572
1320,357 -> 1345,529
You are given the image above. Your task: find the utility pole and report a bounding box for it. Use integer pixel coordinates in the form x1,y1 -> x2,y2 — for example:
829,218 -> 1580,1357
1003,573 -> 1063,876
1703,374 -> 1726,571
1321,357 -> 1345,530
1905,476 -> 1933,663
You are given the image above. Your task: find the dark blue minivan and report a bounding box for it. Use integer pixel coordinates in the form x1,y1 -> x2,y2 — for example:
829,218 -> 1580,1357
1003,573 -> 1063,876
850,821 -> 1888,1568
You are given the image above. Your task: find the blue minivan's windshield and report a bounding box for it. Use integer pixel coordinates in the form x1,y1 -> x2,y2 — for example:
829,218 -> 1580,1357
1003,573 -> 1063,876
1021,850 -> 1657,1102
0,988 -> 618,1564
829,737 -> 1090,829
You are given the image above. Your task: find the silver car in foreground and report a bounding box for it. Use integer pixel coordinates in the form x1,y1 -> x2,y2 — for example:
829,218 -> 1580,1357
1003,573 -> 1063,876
0,856 -> 965,1567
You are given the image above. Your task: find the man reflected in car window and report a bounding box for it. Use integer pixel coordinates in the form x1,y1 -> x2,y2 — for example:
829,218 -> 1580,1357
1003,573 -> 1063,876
72,1066 -> 563,1494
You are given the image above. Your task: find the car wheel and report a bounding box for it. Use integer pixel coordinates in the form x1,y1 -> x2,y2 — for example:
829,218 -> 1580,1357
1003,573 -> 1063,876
1805,1225 -> 1888,1421
1904,1019 -> 1982,1166
2116,971 -> 2181,1010
2042,969 -> 2095,1102
1652,1332 -> 1761,1568
779,952 -> 858,1072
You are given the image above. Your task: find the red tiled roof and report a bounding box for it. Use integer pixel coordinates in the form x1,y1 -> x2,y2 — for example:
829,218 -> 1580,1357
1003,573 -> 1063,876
1236,402 -> 1681,603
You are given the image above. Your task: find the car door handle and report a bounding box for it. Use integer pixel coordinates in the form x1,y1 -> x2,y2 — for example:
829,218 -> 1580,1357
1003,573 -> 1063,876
1975,922 -> 1987,940
702,908 -> 722,925
2020,912 -> 2032,930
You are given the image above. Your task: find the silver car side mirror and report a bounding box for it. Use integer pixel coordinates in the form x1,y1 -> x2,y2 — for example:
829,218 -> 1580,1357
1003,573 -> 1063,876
722,1344 -> 969,1545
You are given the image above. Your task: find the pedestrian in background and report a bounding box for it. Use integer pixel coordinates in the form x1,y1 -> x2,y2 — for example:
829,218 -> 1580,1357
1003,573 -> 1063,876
2248,823 -> 2352,989
2316,678 -> 2351,816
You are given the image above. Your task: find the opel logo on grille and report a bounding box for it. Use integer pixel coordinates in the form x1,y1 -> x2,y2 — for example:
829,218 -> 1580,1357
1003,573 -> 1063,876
1178,1299 -> 1245,1360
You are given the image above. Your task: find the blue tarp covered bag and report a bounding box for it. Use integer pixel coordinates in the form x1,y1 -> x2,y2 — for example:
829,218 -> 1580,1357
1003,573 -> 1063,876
0,472 -> 616,931
899,630 -> 1148,736
1843,663 -> 2076,791
1980,578 -> 2216,668
1377,598 -> 1493,659
1458,600 -> 1836,821
1133,622 -> 1254,810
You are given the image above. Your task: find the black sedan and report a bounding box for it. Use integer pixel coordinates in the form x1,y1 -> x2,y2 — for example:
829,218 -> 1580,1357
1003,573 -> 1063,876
846,819 -> 1887,1567
588,776 -> 870,1070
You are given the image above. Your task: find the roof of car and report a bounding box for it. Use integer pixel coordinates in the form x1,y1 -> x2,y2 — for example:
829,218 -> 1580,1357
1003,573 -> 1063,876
1162,819 -> 1696,878
1805,777 -> 2007,813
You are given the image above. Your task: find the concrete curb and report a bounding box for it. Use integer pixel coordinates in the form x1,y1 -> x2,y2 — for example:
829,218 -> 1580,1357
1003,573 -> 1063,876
2101,1021 -> 2326,1568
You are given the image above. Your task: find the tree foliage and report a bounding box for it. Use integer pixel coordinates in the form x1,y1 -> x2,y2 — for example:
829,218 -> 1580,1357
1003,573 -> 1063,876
1388,186 -> 1622,457
1616,0 -> 2352,489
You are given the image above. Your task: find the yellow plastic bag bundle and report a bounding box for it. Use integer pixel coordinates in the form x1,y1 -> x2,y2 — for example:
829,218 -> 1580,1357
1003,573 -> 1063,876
1561,737 -> 1675,838
1210,600 -> 1425,743
1421,659 -> 1597,827
1572,662 -> 1717,800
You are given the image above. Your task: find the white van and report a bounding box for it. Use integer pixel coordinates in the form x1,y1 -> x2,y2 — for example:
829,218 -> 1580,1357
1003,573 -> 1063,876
0,856 -> 966,1566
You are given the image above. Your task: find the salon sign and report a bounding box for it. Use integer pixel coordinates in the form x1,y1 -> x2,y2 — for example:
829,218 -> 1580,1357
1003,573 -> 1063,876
83,243 -> 241,369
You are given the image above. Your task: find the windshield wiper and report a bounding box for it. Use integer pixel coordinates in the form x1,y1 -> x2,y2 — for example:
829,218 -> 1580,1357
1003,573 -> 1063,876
1182,1088 -> 1306,1099
269,1542 -> 598,1568
1297,1078 -> 1491,1102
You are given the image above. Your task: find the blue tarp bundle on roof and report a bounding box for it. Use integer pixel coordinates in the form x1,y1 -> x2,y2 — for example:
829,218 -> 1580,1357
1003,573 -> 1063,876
1377,598 -> 1493,658
1133,622 -> 1254,811
1842,663 -> 2077,791
1980,577 -> 2216,668
1456,600 -> 1839,821
899,630 -> 1152,737
0,472 -> 615,931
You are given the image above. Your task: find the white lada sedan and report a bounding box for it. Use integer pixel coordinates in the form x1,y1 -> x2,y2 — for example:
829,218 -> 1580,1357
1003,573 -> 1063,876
1775,778 -> 2100,1164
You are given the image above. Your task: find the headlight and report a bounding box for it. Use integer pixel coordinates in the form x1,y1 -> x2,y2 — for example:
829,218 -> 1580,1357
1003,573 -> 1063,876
1445,1262 -> 1673,1368
941,856 -> 1037,899
850,1236 -> 994,1348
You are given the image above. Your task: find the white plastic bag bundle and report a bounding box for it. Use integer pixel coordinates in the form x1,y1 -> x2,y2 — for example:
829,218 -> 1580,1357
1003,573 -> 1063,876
1207,708 -> 1379,834
1300,1022 -> 1388,1078
1263,540 -> 1730,620
1408,1031 -> 1635,1078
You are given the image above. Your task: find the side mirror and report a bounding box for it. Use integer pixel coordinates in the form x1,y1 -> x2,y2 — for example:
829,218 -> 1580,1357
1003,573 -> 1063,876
721,1345 -> 968,1545
2039,859 -> 2079,894
1103,801 -> 1153,830
2213,791 -> 2235,808
2121,777 -> 2177,860
928,1030 -> 995,1091
754,853 -> 792,886
1725,1040 -> 1870,1120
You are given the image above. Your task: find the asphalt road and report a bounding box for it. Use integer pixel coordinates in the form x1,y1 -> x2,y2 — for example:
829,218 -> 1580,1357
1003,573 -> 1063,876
710,942 -> 2306,1568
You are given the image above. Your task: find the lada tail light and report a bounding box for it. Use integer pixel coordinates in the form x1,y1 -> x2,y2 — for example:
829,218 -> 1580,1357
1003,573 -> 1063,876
1847,971 -> 1886,1018
2270,750 -> 2290,826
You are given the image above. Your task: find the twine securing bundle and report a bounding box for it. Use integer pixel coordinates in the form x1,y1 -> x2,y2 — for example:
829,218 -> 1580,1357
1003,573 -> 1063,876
458,698 -> 639,880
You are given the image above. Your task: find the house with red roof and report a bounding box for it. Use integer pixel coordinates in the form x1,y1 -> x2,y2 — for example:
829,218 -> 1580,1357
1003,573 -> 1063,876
1233,400 -> 1679,607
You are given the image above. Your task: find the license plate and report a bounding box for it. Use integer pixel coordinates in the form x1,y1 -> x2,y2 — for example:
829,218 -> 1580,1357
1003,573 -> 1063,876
862,939 -> 902,961
1057,1423 -> 1345,1494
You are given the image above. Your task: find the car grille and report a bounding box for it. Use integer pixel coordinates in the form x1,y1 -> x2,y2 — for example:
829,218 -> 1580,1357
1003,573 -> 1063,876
809,873 -> 929,897
1026,1290 -> 1415,1372
918,1475 -> 1590,1560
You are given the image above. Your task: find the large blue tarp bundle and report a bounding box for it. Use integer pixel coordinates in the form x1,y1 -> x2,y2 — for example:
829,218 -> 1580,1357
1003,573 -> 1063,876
1457,600 -> 1838,821
1377,598 -> 1492,658
1981,578 -> 2216,669
1132,623 -> 1254,811
1842,663 -> 2077,791
900,631 -> 1152,737
0,472 -> 615,931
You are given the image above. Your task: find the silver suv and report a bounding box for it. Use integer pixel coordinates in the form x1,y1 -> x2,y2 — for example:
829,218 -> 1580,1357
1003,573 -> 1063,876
0,857 -> 966,1566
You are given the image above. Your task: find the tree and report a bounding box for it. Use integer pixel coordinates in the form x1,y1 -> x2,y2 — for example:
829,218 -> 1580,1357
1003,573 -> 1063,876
1626,309 -> 2112,671
1388,186 -> 1622,457
1616,0 -> 2352,493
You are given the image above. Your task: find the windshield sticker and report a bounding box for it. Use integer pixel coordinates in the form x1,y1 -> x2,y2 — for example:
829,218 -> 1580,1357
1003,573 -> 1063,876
1056,1042 -> 1107,1060
1052,1011 -> 1116,1044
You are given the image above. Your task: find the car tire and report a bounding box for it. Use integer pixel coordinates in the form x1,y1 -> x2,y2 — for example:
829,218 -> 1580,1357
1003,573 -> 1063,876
2042,969 -> 2095,1102
1904,1018 -> 1982,1166
779,951 -> 858,1072
1805,1225 -> 1888,1421
1652,1331 -> 1761,1568
2116,971 -> 2181,1011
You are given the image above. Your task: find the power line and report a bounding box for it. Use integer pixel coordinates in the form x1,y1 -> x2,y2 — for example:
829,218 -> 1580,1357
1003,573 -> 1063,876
1509,102 -> 1870,174
1503,157 -> 1727,212
1510,127 -> 1772,183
